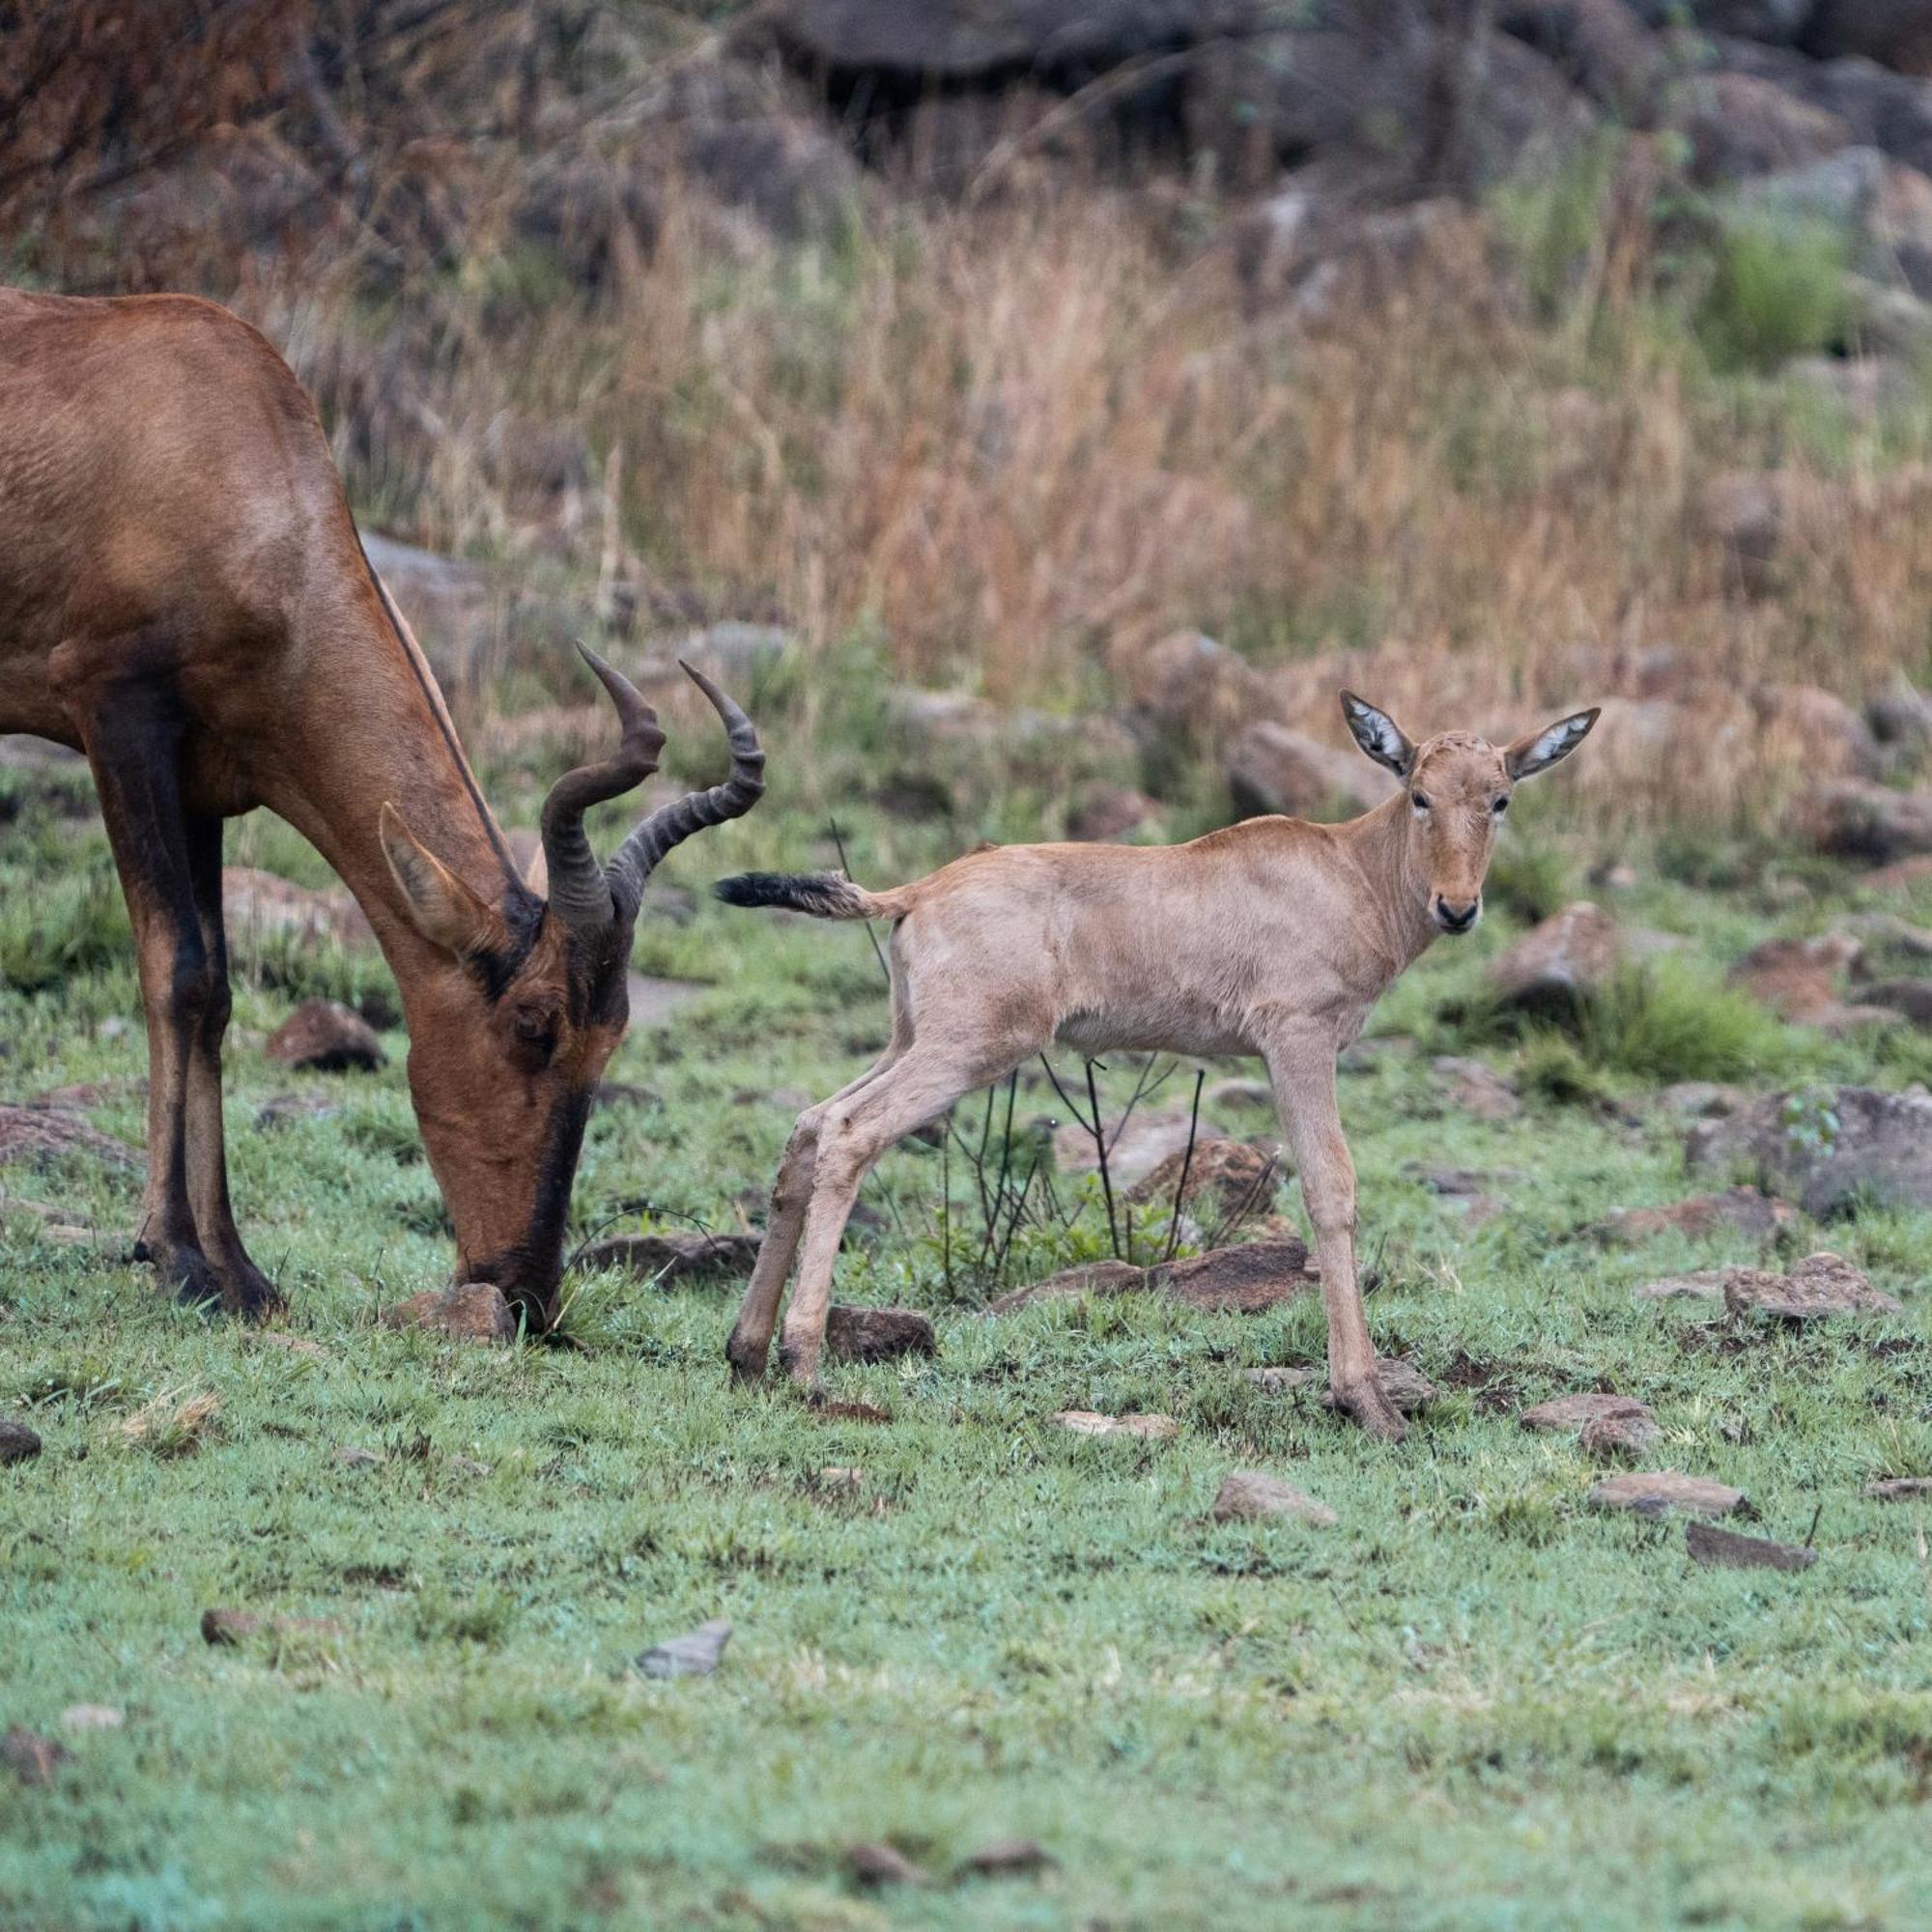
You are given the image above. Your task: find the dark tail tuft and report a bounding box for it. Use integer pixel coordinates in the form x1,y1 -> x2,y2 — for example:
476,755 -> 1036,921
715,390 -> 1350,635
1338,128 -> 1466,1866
714,870 -> 869,918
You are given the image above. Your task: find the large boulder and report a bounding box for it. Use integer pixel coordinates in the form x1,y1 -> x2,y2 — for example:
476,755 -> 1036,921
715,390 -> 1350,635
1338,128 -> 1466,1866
1793,780 -> 1932,861
1668,70 -> 1853,183
1128,630 -> 1277,749
1686,1084 -> 1932,1214
1710,38 -> 1932,179
1229,721 -> 1395,821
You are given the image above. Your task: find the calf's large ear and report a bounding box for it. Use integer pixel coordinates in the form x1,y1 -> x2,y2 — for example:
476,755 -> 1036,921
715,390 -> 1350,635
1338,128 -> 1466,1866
1340,692 -> 1415,778
380,803 -> 509,960
1504,708 -> 1600,781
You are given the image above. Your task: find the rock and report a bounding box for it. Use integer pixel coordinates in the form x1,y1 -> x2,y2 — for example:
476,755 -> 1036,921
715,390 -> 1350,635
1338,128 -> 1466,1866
254,1094 -> 341,1130
1203,1077 -> 1273,1111
1634,0 -> 1809,39
1580,1408 -> 1660,1458
1867,673 -> 1932,751
200,1606 -> 341,1646
637,1618 -> 732,1680
259,1330 -> 327,1359
1594,1185 -> 1797,1244
1861,978 -> 1932,1025
958,1838 -> 1056,1878
1685,1520 -> 1817,1572
1145,1238 -> 1318,1313
1795,780 -> 1932,863
1247,1359 -> 1439,1413
265,999 -> 384,1073
447,1455 -> 493,1479
1128,630 -> 1277,749
816,1464 -> 865,1492
1805,0 -> 1932,74
1670,69 -> 1852,184
1229,720 -> 1395,822
361,532 -> 497,689
1,1727 -> 69,1786
379,1283 -> 517,1345
1751,683 -> 1883,781
1728,933 -> 1866,1023
1520,1391 -> 1659,1442
1498,0 -> 1666,119
988,1259 -> 1147,1314
0,1104 -> 138,1173
1052,1106 -> 1229,1190
58,1704 -> 124,1732
1655,1082 -> 1753,1119
578,1231 -> 761,1284
1634,1269 -> 1734,1300
1588,1470 -> 1747,1518
222,867 -> 370,950
332,1445 -> 383,1470
1430,1057 -> 1523,1122
846,1842 -> 927,1888
1124,1136 -> 1279,1224
1863,852 -> 1932,889
1698,468 -> 1789,594
1050,1410 -> 1180,1440
1722,1250 -> 1902,1319
0,1416 -> 42,1465
627,973 -> 708,1031
825,1305 -> 936,1363
1488,902 -> 1622,1016
1864,1475 -> 1932,1499
1209,1469 -> 1337,1526
1687,1084 -> 1932,1214
1066,782 -> 1159,842
811,1397 -> 894,1425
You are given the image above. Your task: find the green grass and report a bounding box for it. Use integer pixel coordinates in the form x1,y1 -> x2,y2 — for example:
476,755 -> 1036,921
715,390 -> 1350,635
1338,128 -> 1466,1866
4,773 -> 1932,1931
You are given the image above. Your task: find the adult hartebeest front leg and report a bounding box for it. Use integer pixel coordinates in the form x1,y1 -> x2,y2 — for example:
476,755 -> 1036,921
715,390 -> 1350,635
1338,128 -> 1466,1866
75,675 -> 279,1317
1263,1025 -> 1404,1443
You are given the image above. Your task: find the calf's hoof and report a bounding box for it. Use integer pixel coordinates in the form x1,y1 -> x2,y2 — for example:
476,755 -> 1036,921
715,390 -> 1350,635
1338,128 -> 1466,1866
725,1329 -> 772,1383
1334,1374 -> 1406,1443
137,1237 -> 227,1315
220,1258 -> 286,1321
777,1336 -> 823,1392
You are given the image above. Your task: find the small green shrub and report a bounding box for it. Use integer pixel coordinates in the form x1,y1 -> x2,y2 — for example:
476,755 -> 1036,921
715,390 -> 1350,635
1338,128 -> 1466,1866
1580,962 -> 1803,1084
0,862 -> 129,991
1697,213 -> 1851,372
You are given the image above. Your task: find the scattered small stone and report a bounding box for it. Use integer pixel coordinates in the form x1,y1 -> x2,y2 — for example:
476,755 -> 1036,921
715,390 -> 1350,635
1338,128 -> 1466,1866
254,1094 -> 341,1131
380,1283 -> 517,1345
1686,1520 -> 1817,1573
58,1704 -> 123,1733
447,1455 -> 493,1479
1588,1471 -> 1746,1519
576,1230 -> 761,1285
1520,1392 -> 1658,1445
958,1838 -> 1056,1879
1723,1251 -> 1901,1321
1594,1186 -> 1796,1244
0,1103 -> 139,1174
332,1445 -> 383,1470
1863,1476 -> 1932,1501
1579,1408 -> 1657,1460
1633,1269 -> 1732,1301
265,999 -> 385,1073
0,1416 -> 42,1465
1430,1056 -> 1522,1122
811,1398 -> 893,1425
825,1305 -> 936,1363
1654,1082 -> 1752,1120
1726,933 -> 1865,1026
1050,1410 -> 1180,1441
1124,1135 -> 1279,1224
988,1259 -> 1145,1314
845,1841 -> 928,1888
636,1618 -> 731,1680
1143,1238 -> 1318,1313
259,1331 -> 327,1359
200,1606 -> 342,1646
1209,1469 -> 1338,1526
1,1727 -> 69,1785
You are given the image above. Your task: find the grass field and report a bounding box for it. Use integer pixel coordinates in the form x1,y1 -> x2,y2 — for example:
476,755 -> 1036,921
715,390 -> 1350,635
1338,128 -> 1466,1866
4,741 -> 1931,1932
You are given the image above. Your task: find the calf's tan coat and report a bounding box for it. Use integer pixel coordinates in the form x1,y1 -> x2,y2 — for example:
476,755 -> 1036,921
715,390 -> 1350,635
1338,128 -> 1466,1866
720,694 -> 1596,1440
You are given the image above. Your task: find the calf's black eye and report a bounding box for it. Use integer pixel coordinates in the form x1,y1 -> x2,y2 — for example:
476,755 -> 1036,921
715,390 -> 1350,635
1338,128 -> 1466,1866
1492,795 -> 1511,814
1410,791 -> 1431,811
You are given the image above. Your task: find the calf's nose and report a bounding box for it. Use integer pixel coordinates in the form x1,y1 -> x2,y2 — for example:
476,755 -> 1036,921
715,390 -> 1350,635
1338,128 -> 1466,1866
1434,895 -> 1481,933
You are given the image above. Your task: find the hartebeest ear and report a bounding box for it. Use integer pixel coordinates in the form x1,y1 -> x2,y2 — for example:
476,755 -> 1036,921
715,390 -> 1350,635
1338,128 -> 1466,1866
1340,692 -> 1415,778
1504,708 -> 1601,781
379,803 -> 507,959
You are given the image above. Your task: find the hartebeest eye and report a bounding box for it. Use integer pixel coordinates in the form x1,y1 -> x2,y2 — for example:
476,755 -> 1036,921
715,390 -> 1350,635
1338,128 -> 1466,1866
510,1004 -> 560,1064
1492,795 -> 1511,815
1410,790 -> 1432,812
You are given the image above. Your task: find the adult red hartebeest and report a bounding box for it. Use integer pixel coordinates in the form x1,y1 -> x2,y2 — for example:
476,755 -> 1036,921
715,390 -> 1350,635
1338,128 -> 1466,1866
0,288 -> 762,1325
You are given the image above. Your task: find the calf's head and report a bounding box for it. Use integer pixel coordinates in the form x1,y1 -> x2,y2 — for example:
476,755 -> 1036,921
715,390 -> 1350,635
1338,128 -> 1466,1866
378,652 -> 763,1320
1341,692 -> 1598,934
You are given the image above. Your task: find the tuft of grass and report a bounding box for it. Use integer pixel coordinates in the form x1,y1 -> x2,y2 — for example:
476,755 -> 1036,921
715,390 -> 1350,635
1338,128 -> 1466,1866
1696,213 -> 1852,372
0,863 -> 128,992
119,1386 -> 221,1458
1577,960 -> 1804,1084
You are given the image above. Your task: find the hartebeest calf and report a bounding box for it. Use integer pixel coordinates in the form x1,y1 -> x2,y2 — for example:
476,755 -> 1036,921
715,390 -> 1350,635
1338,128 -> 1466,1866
0,289 -> 762,1324
719,694 -> 1596,1439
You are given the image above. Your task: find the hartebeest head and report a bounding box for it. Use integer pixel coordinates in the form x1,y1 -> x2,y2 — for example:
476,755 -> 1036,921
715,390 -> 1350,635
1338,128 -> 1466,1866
1341,693 -> 1598,934
378,651 -> 762,1319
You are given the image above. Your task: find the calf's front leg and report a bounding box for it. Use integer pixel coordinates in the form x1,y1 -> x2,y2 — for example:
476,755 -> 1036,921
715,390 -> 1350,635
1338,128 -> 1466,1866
1264,1030 -> 1405,1443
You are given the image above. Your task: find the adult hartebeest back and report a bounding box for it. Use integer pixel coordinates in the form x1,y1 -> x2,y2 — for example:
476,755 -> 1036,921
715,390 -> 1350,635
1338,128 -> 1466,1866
0,288 -> 762,1325
719,693 -> 1596,1440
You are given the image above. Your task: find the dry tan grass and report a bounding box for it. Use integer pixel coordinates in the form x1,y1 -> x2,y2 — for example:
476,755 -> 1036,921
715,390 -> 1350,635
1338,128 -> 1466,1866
121,1387 -> 222,1459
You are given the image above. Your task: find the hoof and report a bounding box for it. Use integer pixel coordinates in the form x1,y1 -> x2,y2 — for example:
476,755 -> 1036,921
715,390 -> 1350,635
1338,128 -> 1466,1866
139,1239 -> 225,1314
1334,1375 -> 1406,1443
725,1330 -> 772,1383
778,1338 -> 823,1393
221,1260 -> 286,1321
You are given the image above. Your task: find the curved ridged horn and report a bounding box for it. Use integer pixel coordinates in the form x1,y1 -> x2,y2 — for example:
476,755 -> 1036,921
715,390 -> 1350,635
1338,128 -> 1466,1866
539,644 -> 665,932
606,660 -> 765,921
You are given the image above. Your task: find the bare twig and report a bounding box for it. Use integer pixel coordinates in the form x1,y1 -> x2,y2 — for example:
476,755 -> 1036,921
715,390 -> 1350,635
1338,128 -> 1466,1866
1162,1067 -> 1206,1264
